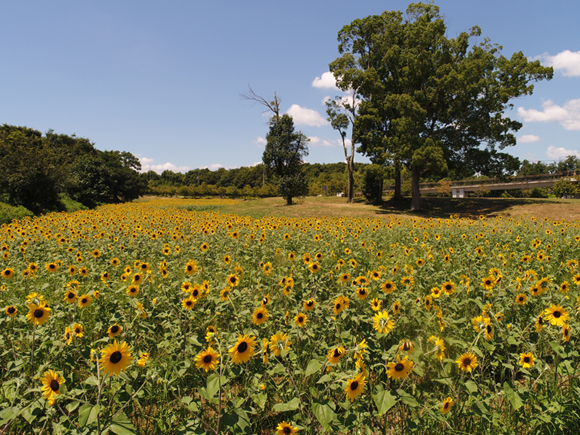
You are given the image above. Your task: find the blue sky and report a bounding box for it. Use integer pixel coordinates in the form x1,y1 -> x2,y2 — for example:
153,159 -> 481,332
1,0 -> 579,174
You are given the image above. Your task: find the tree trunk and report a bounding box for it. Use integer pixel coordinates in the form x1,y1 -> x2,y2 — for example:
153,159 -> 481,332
410,165 -> 421,211
394,164 -> 403,199
347,156 -> 354,203
286,195 -> 293,206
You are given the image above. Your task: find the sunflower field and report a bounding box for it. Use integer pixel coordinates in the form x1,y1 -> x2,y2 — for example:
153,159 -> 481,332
1,199 -> 580,435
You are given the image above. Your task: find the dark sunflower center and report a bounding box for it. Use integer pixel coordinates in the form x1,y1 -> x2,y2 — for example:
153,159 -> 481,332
463,358 -> 471,366
237,342 -> 248,353
50,379 -> 60,392
68,293 -> 74,299
387,283 -> 392,288
486,325 -> 492,333
193,290 -> 199,297
187,266 -> 193,271
395,363 -> 405,372
283,427 -> 291,435
350,381 -> 359,391
444,402 -> 450,409
257,313 -> 263,319
307,301 -> 313,306
538,317 -> 544,325
298,317 -> 304,322
333,349 -> 341,357
34,309 -> 44,318
203,355 -> 212,363
186,301 -> 192,306
8,307 -> 15,314
111,325 -> 119,333
336,304 -> 341,310
554,311 -> 561,318
446,285 -> 452,290
82,298 -> 88,304
524,357 -> 530,363
110,351 -> 122,364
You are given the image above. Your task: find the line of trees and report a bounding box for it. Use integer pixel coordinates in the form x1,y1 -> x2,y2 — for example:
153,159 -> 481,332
0,124 -> 147,213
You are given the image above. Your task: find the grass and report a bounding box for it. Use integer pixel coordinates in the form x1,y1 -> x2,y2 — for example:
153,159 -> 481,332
140,195 -> 580,221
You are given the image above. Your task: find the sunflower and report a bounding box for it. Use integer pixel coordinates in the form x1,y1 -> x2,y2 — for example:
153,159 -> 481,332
261,294 -> 270,307
40,370 -> 65,403
338,272 -> 351,285
1,268 -> 14,279
562,324 -> 571,342
373,311 -> 394,335
64,327 -> 73,345
327,346 -> 345,364
276,422 -> 298,435
485,322 -> 493,341
288,252 -> 296,261
294,313 -> 307,328
333,296 -> 350,315
303,299 -> 316,311
399,340 -> 414,354
126,285 -> 140,297
252,307 -> 269,325
431,287 -> 442,298
456,352 -> 478,372
308,262 -> 320,273
371,298 -> 382,311
560,282 -> 570,293
544,305 -> 569,327
442,281 -> 455,295
441,397 -> 453,414
195,347 -> 220,372
26,302 -> 51,325
386,354 -> 414,380
137,352 -> 150,367
99,340 -> 132,376
78,294 -> 91,308
184,260 -> 199,275
91,249 -> 101,258
381,280 -> 396,294
227,274 -> 240,287
356,287 -> 369,300
205,325 -> 219,342
424,295 -> 433,311
73,323 -> 84,338
392,301 -> 401,316
481,276 -> 495,291
45,262 -> 58,273
5,305 -> 17,317
269,332 -> 291,357
79,267 -> 88,277
519,352 -> 535,368
229,334 -> 256,364
515,293 -> 527,305
108,324 -> 122,339
535,314 -> 545,332
182,295 -> 197,310
344,373 -> 366,401
220,287 -> 231,301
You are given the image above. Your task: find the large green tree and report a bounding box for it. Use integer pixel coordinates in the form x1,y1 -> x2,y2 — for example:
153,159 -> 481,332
330,2 -> 553,210
262,114 -> 309,205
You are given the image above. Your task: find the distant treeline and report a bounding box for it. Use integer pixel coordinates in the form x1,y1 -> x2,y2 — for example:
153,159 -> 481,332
0,124 -> 147,214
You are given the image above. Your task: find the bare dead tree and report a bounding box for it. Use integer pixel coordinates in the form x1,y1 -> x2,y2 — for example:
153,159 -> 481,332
241,86 -> 281,120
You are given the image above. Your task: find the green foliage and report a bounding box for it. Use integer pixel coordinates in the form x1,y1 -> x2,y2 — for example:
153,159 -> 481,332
58,194 -> 88,212
362,164 -> 384,203
262,114 -> 309,205
552,179 -> 578,198
0,201 -> 33,225
330,2 -> 553,210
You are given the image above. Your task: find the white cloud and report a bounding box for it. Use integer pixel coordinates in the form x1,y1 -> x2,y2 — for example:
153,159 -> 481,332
517,98 -> 580,130
308,136 -> 336,147
537,50 -> 580,77
312,72 -> 338,89
254,136 -> 267,146
286,104 -> 328,127
518,134 -> 540,143
546,145 -> 580,160
139,157 -> 190,173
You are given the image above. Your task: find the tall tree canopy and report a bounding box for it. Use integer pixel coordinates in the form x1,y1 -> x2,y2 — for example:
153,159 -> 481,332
262,114 -> 309,205
330,2 -> 553,210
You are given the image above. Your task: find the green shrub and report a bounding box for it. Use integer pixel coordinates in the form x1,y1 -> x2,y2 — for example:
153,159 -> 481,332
0,201 -> 33,225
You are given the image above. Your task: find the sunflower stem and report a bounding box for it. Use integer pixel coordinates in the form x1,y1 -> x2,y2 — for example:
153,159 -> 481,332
30,325 -> 36,376
96,352 -> 102,435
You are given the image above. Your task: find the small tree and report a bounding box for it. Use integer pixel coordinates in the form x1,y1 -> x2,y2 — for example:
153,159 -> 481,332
362,164 -> 384,203
552,179 -> 578,198
262,114 -> 309,205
